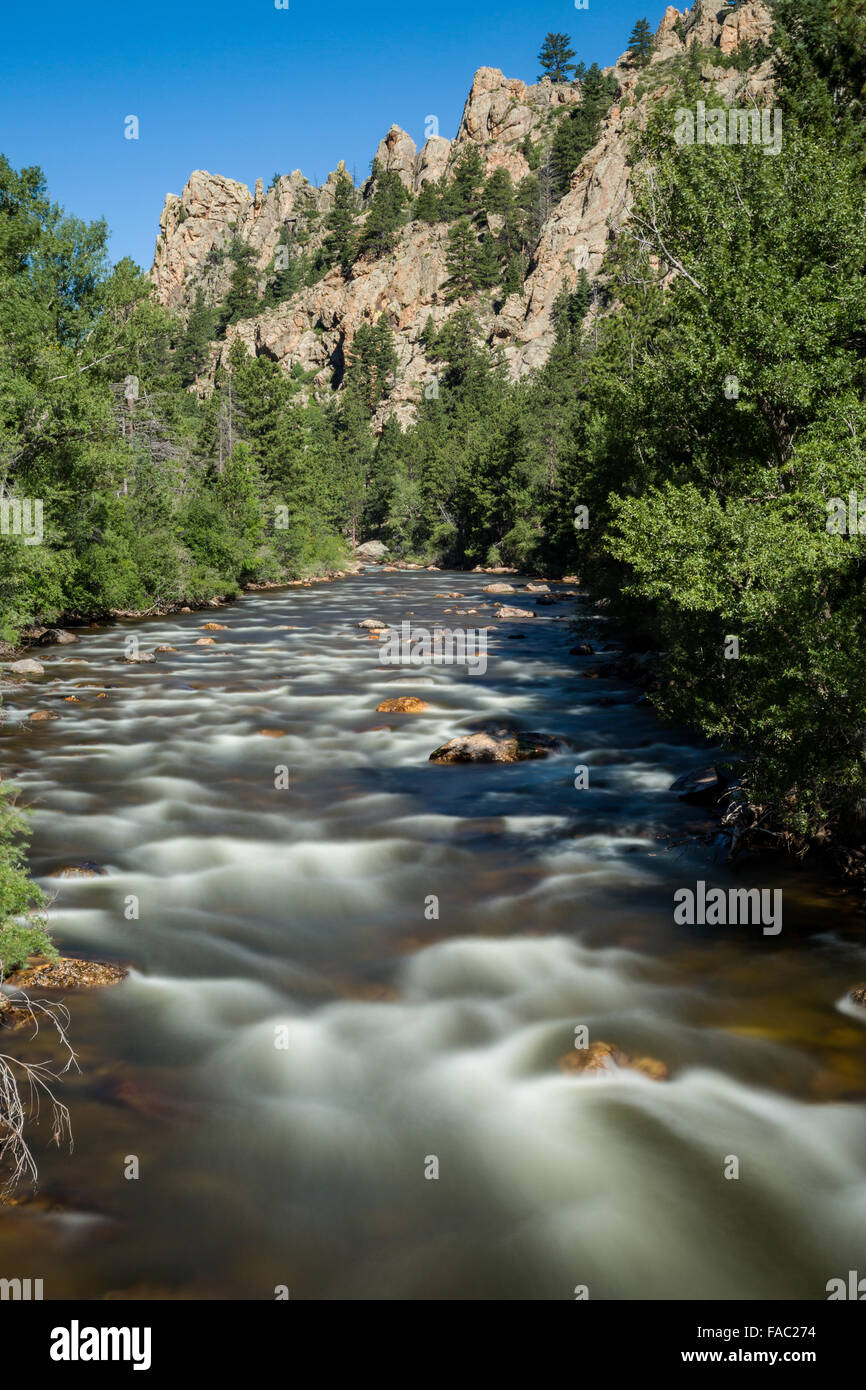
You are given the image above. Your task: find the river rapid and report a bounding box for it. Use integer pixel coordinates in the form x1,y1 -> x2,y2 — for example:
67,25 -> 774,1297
1,569 -> 865,1300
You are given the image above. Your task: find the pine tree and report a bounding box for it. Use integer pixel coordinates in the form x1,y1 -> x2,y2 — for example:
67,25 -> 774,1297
220,238 -> 259,328
538,32 -> 577,83
627,18 -> 654,67
444,218 -> 481,301
484,167 -> 515,216
414,180 -> 442,223
176,290 -> 216,385
322,169 -> 357,273
358,167 -> 407,259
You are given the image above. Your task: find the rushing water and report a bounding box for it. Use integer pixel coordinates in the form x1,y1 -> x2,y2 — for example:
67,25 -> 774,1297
1,569 -> 865,1300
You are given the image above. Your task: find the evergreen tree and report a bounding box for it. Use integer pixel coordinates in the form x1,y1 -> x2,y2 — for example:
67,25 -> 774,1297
414,180 -> 442,223
176,290 -> 216,385
358,166 -> 408,259
220,237 -> 259,328
444,217 -> 481,301
322,169 -> 358,273
627,18 -> 654,66
538,32 -> 577,83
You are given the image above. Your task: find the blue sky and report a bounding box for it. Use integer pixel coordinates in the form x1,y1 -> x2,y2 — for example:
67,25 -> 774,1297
1,0 -> 664,270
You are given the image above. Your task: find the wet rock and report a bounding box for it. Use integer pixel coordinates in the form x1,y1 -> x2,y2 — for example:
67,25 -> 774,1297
202,622 -> 227,631
257,728 -> 286,738
29,710 -> 59,722
429,728 -> 563,764
535,594 -> 557,605
376,696 -> 430,713
570,643 -> 594,655
49,862 -> 108,879
495,605 -> 535,619
194,637 -> 215,646
524,582 -> 550,593
357,618 -> 389,630
123,652 -> 156,663
670,765 -> 728,804
3,957 -> 126,991
558,1041 -> 668,1081
154,645 -> 177,652
482,582 -> 516,594
6,659 -> 45,676
848,985 -> 866,1009
34,628 -> 79,646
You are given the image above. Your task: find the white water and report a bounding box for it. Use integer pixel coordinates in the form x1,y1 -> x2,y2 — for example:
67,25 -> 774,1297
1,571 -> 865,1299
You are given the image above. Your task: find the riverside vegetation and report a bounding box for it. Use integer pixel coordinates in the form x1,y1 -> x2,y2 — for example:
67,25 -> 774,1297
1,4 -> 865,1012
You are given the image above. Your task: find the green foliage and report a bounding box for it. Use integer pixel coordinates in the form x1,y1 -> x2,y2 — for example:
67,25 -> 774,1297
321,169 -> 358,273
357,164 -> 408,259
0,786 -> 53,979
627,18 -> 654,66
538,32 -> 577,83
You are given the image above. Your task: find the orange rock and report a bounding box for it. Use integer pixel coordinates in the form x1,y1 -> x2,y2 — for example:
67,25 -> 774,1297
558,1041 -> 668,1081
30,710 -> 59,721
195,637 -> 215,646
376,696 -> 430,713
257,729 -> 286,738
202,622 -> 227,630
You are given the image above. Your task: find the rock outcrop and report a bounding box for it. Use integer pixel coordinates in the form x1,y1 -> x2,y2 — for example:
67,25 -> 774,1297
148,0 -> 775,418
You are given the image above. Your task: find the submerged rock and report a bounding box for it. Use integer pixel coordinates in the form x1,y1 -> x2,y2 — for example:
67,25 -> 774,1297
558,1041 -> 668,1081
571,643 -> 594,655
849,985 -> 866,1009
50,862 -> 108,879
377,696 -> 430,713
29,710 -> 59,722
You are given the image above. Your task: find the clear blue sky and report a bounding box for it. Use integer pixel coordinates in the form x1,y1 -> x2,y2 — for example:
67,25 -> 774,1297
1,0 -> 666,271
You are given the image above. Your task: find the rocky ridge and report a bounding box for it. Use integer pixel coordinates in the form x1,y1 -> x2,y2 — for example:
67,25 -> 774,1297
149,0 -> 774,424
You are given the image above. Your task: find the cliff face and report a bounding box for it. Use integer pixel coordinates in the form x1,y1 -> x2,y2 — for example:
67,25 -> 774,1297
148,0 -> 775,421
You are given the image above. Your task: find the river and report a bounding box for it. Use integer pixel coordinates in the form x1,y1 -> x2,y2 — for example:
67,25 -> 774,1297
1,569 -> 865,1299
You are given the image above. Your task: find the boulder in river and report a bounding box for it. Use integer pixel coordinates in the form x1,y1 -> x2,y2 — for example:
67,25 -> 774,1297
429,729 -> 564,763
202,622 -> 227,631
123,652 -> 156,663
524,582 -> 550,593
670,765 -> 728,804
354,540 -> 387,561
535,594 -> 558,606
357,618 -> 389,630
495,605 -> 535,620
376,696 -> 429,713
194,637 -> 215,646
848,985 -> 866,1009
32,628 -> 79,646
482,582 -> 515,594
558,1041 -> 668,1081
6,658 -> 44,676
29,710 -> 59,722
